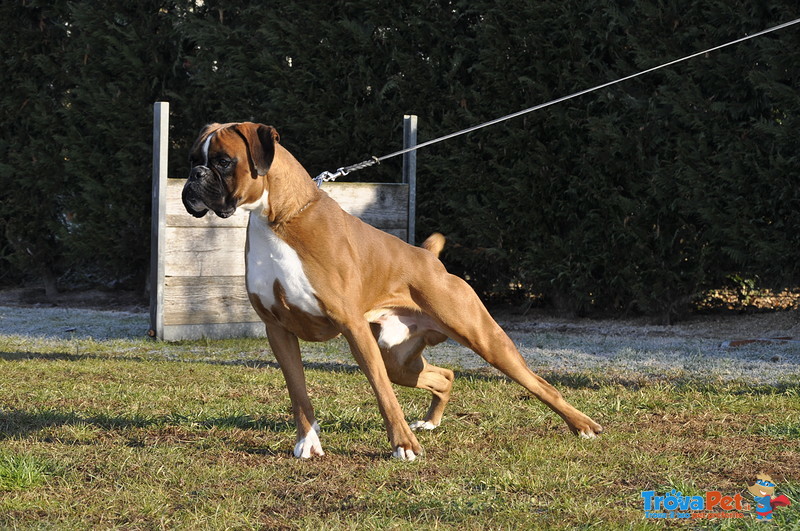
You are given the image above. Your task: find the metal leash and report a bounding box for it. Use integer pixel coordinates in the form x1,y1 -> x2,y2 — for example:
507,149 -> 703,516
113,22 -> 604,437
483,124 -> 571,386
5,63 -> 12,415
312,156 -> 381,187
314,16 -> 800,186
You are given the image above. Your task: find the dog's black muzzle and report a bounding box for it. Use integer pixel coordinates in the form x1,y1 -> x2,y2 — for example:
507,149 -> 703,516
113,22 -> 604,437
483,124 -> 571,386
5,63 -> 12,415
181,165 -> 235,218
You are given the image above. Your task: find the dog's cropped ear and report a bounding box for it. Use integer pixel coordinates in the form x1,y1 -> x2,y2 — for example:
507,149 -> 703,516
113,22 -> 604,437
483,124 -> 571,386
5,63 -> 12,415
235,123 -> 279,178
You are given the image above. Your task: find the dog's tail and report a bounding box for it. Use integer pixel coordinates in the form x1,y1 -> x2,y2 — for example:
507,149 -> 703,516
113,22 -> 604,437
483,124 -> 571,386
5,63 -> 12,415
422,233 -> 446,258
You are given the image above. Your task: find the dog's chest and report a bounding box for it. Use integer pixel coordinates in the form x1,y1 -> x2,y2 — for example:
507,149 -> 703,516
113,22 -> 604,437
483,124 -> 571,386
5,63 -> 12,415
245,213 -> 324,317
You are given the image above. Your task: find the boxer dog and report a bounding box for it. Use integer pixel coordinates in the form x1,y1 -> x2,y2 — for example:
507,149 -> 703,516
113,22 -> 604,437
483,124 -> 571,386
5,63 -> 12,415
182,122 -> 602,460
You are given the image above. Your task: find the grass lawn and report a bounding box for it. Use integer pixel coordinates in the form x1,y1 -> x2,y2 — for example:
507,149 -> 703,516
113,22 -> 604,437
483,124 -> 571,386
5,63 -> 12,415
0,333 -> 798,529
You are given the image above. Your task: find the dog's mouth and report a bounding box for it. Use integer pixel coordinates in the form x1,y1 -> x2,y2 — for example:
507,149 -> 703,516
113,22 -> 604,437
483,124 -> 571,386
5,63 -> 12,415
182,172 -> 237,219
214,207 -> 236,219
182,187 -> 211,218
184,195 -> 235,219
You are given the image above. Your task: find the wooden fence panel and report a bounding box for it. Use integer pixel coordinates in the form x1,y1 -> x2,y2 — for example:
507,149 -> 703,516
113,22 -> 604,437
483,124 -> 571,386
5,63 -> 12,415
148,102 -> 416,341
151,177 -> 410,341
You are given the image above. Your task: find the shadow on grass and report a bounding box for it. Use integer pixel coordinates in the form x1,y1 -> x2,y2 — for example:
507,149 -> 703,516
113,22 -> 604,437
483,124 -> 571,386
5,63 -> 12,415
0,351 -> 108,363
0,348 -> 652,398
0,408 -> 305,441
3,348 -> 798,396
0,409 -> 149,439
0,349 -> 362,374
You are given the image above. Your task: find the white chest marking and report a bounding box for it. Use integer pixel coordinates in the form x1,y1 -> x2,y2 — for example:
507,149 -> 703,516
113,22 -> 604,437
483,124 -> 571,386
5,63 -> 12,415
246,210 -> 324,316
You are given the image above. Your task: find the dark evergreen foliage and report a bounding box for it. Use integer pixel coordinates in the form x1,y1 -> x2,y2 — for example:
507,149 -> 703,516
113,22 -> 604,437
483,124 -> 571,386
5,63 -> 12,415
0,0 -> 72,295
1,0 -> 798,317
59,1 -> 187,287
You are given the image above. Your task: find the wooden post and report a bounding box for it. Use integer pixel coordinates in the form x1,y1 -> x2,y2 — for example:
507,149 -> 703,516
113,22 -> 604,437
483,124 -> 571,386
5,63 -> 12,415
149,102 -> 169,339
402,114 -> 417,245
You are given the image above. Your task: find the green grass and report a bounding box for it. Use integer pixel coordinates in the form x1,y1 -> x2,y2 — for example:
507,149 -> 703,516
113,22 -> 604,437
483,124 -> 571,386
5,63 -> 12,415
0,451 -> 51,491
0,333 -> 798,529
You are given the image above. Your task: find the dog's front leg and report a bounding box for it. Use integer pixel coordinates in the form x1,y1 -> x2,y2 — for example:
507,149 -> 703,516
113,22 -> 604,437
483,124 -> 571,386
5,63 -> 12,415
265,322 -> 324,458
342,320 -> 422,461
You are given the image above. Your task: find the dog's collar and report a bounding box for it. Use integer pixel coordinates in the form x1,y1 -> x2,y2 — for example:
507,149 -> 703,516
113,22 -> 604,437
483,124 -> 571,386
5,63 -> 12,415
271,196 -> 317,227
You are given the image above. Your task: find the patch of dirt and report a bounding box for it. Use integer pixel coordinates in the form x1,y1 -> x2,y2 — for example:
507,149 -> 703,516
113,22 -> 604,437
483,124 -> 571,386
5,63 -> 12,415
0,287 -> 148,313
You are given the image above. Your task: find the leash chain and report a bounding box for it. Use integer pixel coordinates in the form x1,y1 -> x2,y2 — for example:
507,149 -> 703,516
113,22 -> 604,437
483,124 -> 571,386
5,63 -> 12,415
313,16 -> 800,186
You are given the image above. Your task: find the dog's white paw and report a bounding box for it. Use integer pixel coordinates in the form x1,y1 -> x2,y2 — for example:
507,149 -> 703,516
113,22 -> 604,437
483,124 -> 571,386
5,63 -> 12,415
294,422 -> 324,458
409,420 -> 438,431
392,447 -> 417,461
576,420 -> 603,439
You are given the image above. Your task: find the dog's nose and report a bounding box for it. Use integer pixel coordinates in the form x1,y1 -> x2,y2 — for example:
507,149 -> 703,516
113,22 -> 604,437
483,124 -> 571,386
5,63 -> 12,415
189,166 -> 209,181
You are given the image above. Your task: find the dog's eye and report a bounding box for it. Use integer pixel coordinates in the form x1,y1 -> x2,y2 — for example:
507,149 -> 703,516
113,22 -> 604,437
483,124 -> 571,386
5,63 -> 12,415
216,158 -> 232,169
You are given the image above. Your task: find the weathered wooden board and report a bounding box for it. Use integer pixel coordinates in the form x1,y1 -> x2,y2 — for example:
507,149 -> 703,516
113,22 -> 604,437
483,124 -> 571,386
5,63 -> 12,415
161,322 -> 269,342
163,276 -> 257,325
164,179 -> 408,231
164,227 -> 247,277
321,182 -> 409,230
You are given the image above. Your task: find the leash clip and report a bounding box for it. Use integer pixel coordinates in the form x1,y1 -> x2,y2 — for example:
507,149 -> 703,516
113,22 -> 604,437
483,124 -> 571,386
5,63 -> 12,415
313,156 -> 380,187
312,169 -> 342,187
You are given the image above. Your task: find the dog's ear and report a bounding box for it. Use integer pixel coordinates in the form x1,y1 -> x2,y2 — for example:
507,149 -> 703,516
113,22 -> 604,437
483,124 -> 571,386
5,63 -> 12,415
235,123 -> 279,178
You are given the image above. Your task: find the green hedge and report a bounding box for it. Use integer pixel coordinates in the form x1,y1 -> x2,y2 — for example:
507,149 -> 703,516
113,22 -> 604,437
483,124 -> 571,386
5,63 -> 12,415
1,0 -> 798,317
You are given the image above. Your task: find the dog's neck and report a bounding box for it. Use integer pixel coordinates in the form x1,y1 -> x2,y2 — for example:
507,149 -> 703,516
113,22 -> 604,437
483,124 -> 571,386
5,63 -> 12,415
263,144 -> 320,225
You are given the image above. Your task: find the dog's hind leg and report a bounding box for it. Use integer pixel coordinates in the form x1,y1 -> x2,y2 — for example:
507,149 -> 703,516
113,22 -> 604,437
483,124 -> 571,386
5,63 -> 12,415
408,359 -> 454,430
377,329 -> 454,430
412,275 -> 603,438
